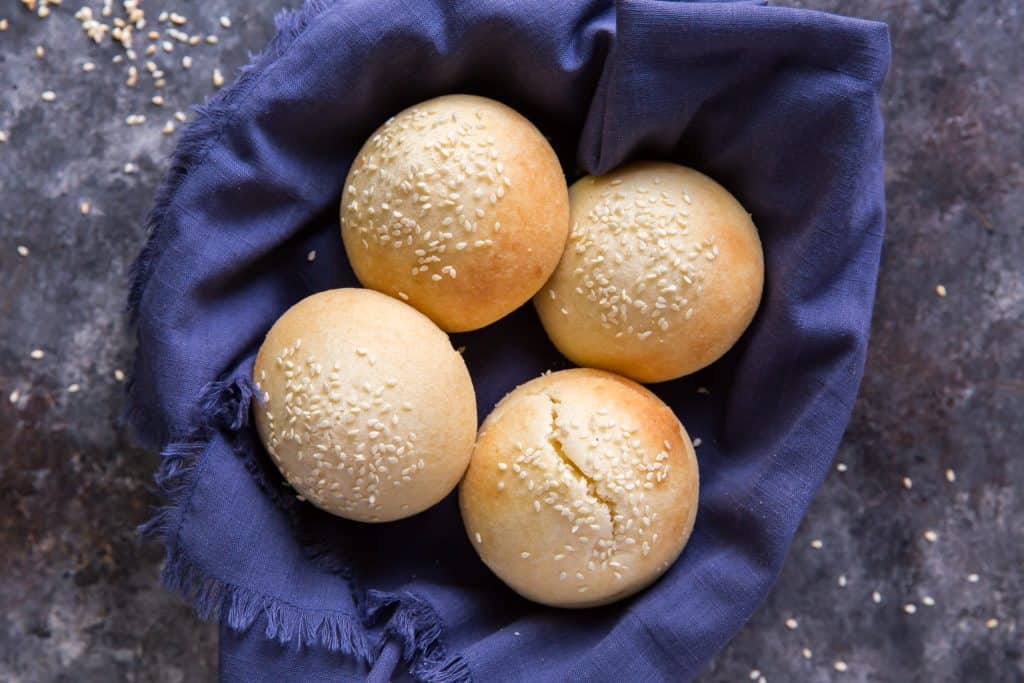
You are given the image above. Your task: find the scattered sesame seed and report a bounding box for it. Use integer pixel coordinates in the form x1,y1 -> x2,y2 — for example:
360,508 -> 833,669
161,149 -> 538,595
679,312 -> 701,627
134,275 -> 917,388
29,349 -> 45,360
219,15 -> 231,28
922,595 -> 935,606
0,19 -> 7,31
114,369 -> 126,382
125,114 -> 146,125
9,390 -> 20,404
212,68 -> 224,88
35,45 -> 45,58
520,551 -> 530,559
836,462 -> 848,472
124,162 -> 138,174
748,670 -> 760,680
174,111 -> 187,123
838,574 -> 847,588
162,40 -> 173,53
475,532 -> 482,544
924,530 -> 938,543
986,618 -> 999,629
802,648 -> 812,660
967,573 -> 979,583
152,95 -> 165,106
945,468 -> 956,483
162,121 -> 175,135
513,631 -> 520,636
181,55 -> 193,69
935,284 -> 947,297
0,130 -> 7,143
307,250 -> 317,262
810,539 -> 823,549
692,437 -> 702,447
41,90 -> 57,102
80,201 -> 91,215
834,661 -> 848,673
169,12 -> 187,25
903,603 -> 917,614
872,591 -> 881,604
67,383 -> 81,393
902,476 -> 913,490
17,245 -> 29,257
82,61 -> 96,72
206,34 -> 219,45
785,618 -> 798,630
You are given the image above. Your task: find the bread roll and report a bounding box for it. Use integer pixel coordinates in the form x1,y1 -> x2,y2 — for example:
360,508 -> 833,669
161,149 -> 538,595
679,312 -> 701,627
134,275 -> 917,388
341,94 -> 570,332
252,288 -> 476,523
535,162 -> 763,383
459,369 -> 699,608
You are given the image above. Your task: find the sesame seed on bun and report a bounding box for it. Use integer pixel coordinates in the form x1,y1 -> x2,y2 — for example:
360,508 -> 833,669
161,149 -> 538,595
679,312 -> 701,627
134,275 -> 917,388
535,162 -> 763,383
253,288 -> 477,523
460,368 -> 699,607
342,94 -> 570,332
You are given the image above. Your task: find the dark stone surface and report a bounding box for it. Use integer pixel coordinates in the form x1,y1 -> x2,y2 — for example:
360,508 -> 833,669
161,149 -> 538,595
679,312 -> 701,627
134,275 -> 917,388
703,2 -> 1024,681
0,1 -> 1019,681
0,4 -> 277,681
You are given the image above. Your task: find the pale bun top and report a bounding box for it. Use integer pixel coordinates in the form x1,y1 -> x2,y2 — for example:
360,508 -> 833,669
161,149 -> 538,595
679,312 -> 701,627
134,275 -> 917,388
460,368 -> 699,608
342,94 -> 570,332
535,161 -> 763,383
252,288 -> 476,523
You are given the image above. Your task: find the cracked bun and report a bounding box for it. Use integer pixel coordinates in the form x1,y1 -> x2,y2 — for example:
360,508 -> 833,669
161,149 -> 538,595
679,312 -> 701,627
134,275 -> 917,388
459,368 -> 699,608
341,94 -> 571,332
252,288 -> 476,523
535,161 -> 764,383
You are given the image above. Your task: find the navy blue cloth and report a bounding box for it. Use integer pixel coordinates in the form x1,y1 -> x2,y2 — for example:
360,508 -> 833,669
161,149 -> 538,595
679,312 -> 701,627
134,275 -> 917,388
129,0 -> 890,680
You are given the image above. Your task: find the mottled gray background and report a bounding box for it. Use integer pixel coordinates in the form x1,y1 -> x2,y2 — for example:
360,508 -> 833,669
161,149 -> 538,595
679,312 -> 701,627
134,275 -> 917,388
1,1 -> 1020,681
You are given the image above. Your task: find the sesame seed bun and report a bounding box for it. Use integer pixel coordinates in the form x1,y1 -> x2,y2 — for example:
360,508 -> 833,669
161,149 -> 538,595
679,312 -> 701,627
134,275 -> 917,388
252,288 -> 476,523
459,368 -> 699,608
341,94 -> 570,332
534,162 -> 764,383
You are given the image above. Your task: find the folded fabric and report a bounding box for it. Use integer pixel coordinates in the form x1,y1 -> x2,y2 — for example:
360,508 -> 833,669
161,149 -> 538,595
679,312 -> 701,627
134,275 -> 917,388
129,0 -> 890,680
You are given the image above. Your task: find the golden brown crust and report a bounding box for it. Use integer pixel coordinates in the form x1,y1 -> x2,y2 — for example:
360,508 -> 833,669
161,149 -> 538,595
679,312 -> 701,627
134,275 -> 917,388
460,369 -> 699,607
341,94 -> 570,332
252,289 -> 476,522
534,161 -> 764,382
